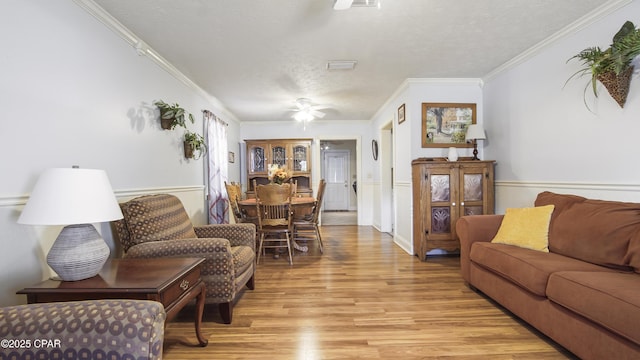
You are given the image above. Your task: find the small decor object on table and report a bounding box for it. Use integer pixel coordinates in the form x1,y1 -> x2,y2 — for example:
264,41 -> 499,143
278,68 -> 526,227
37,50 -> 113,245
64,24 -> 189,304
270,166 -> 292,185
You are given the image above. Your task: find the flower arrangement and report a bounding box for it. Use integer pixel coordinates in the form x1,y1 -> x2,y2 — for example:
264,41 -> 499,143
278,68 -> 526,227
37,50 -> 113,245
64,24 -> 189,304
269,166 -> 292,185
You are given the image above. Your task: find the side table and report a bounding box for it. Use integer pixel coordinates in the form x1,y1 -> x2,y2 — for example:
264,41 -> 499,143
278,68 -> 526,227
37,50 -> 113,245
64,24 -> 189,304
17,257 -> 208,347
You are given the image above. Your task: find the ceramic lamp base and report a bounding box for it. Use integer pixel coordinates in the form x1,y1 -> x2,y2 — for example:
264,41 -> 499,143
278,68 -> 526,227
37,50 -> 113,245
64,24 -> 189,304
46,224 -> 110,281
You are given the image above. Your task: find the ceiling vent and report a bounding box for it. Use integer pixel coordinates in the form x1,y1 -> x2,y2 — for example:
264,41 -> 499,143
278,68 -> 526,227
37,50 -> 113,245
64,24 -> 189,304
327,60 -> 357,71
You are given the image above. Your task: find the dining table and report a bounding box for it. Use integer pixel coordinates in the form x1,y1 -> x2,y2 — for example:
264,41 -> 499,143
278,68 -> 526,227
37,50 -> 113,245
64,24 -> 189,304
238,196 -> 316,252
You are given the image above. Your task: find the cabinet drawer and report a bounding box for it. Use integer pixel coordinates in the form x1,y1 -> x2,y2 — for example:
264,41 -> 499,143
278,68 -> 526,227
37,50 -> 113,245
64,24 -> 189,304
161,267 -> 201,307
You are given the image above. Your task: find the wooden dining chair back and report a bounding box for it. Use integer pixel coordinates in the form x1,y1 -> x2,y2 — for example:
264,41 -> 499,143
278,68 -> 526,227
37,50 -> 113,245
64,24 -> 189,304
293,179 -> 326,253
225,181 -> 244,223
255,182 -> 294,264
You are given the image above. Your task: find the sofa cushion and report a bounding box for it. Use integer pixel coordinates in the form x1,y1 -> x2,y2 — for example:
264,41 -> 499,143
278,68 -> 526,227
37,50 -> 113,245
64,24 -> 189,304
535,191 -> 640,271
470,242 -> 616,297
625,232 -> 640,274
547,271 -> 640,345
491,205 -> 554,252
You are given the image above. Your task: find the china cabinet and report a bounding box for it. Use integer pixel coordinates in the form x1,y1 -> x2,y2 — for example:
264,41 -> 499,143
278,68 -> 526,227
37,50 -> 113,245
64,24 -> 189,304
411,158 -> 495,261
245,139 -> 312,197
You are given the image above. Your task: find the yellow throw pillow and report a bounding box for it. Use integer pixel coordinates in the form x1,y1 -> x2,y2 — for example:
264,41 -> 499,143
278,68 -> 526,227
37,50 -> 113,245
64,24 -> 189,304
491,205 -> 555,252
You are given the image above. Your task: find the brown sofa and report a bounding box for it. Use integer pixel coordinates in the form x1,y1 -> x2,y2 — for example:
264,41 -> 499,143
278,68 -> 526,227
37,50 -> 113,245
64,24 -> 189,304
457,191 -> 640,360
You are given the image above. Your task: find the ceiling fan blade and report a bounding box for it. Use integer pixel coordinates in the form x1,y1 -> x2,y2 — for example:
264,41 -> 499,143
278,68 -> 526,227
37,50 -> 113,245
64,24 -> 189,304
310,110 -> 326,118
333,0 -> 354,10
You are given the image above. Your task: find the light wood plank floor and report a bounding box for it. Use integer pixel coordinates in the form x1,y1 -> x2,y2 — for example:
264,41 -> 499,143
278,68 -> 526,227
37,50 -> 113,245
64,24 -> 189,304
164,226 -> 576,359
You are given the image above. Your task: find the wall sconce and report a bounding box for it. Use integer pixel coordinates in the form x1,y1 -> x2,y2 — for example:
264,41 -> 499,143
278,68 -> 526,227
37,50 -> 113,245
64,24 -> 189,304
465,124 -> 487,160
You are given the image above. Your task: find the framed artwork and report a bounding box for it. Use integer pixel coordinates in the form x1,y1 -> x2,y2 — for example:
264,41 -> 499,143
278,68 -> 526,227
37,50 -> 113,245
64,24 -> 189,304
398,103 -> 405,124
228,151 -> 235,163
421,103 -> 476,148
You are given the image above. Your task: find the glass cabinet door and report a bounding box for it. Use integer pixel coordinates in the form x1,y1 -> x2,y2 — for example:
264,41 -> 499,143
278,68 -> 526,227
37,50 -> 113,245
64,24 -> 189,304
462,173 -> 484,216
429,172 -> 453,234
271,145 -> 287,167
248,143 -> 267,174
292,144 -> 309,172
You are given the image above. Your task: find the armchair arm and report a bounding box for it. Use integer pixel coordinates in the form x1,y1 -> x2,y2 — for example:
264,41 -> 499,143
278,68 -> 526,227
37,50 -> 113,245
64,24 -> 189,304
0,300 -> 165,359
456,215 -> 504,283
125,238 -> 238,303
194,223 -> 256,250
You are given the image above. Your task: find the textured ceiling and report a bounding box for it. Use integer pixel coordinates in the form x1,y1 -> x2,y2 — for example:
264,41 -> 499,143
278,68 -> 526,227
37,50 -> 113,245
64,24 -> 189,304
92,0 -> 610,122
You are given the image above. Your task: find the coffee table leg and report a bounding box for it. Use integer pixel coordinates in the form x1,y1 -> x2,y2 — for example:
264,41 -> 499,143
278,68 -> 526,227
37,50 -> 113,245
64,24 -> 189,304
195,282 -> 208,347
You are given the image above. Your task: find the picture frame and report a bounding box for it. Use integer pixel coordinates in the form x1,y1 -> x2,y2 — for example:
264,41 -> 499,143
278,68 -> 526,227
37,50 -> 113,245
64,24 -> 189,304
398,103 -> 405,124
421,103 -> 476,148
228,151 -> 235,163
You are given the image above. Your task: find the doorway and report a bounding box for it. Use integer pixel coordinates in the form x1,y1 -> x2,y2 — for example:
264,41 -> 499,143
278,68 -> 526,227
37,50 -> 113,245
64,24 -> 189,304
320,140 -> 358,225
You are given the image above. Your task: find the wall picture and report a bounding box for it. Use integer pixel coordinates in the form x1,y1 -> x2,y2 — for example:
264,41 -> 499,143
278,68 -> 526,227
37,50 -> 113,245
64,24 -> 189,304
422,103 -> 476,148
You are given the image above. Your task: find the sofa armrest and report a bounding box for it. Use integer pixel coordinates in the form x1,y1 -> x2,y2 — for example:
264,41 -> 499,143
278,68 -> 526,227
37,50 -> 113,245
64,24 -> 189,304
0,299 -> 165,359
456,214 -> 504,283
194,223 -> 256,250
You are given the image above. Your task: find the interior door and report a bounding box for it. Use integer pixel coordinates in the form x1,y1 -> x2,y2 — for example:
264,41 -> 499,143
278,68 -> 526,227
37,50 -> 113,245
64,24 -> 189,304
323,150 -> 350,210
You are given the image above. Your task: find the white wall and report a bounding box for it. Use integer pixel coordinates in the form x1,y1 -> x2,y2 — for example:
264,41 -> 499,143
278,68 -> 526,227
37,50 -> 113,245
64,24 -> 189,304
0,1 -> 237,306
370,80 -> 484,255
484,0 -> 640,212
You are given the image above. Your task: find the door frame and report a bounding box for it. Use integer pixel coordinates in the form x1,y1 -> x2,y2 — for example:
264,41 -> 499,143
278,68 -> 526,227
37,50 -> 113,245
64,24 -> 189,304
315,136 -> 361,224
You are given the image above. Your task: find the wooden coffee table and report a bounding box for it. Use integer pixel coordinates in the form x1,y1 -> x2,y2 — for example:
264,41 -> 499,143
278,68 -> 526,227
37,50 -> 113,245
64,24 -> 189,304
17,257 -> 208,347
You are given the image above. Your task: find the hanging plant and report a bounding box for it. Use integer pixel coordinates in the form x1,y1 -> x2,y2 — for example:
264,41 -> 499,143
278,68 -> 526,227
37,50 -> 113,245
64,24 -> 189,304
184,130 -> 206,160
154,100 -> 195,130
567,21 -> 640,108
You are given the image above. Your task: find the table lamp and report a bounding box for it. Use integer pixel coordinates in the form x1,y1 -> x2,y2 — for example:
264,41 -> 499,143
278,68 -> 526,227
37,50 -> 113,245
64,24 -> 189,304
18,167 -> 123,281
465,124 -> 487,160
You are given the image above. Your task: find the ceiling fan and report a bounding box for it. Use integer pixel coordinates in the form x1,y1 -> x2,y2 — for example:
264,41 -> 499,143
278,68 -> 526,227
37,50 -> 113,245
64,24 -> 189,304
289,98 -> 327,123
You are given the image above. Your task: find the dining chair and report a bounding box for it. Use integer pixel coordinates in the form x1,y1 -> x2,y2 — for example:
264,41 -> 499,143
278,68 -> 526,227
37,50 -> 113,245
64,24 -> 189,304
225,181 -> 244,223
293,179 -> 326,253
255,182 -> 294,265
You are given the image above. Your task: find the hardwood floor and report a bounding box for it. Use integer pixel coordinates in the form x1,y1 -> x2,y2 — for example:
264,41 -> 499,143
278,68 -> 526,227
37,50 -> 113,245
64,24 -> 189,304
164,226 -> 576,359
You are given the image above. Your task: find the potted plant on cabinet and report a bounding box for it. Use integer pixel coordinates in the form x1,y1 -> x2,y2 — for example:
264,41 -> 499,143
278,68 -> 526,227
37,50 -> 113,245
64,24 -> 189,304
183,131 -> 206,160
567,21 -> 640,108
154,100 -> 195,130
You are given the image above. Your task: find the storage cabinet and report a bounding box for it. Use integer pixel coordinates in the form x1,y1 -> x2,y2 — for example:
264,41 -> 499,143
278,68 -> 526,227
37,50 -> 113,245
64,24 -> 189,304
245,139 -> 312,197
411,159 -> 495,261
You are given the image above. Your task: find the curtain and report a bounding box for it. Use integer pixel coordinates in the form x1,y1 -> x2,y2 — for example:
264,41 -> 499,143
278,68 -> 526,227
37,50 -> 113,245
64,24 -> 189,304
204,110 -> 229,224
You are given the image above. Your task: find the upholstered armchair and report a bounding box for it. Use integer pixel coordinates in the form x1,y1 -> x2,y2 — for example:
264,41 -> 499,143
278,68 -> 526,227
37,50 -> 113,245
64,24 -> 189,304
0,299 -> 165,359
111,194 -> 256,324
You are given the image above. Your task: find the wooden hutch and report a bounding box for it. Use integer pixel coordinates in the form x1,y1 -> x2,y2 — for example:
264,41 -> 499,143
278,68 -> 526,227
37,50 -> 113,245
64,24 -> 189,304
245,139 -> 313,197
411,158 -> 495,261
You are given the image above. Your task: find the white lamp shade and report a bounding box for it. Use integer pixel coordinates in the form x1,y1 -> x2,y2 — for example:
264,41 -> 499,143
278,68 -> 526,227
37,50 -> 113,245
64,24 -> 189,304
18,168 -> 123,225
465,124 -> 486,141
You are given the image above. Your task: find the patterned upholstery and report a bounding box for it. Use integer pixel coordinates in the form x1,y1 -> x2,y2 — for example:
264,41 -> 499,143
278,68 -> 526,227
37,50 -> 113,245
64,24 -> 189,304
0,299 -> 165,360
112,194 -> 256,324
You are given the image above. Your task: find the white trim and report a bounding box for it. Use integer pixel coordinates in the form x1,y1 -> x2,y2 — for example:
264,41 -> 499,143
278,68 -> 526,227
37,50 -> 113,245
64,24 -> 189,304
1,186 -> 205,207
496,180 -> 640,193
483,0 -> 633,82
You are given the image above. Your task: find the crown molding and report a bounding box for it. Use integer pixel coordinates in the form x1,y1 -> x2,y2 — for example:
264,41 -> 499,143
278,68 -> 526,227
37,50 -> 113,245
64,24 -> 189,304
483,0 -> 633,82
72,0 -> 240,124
